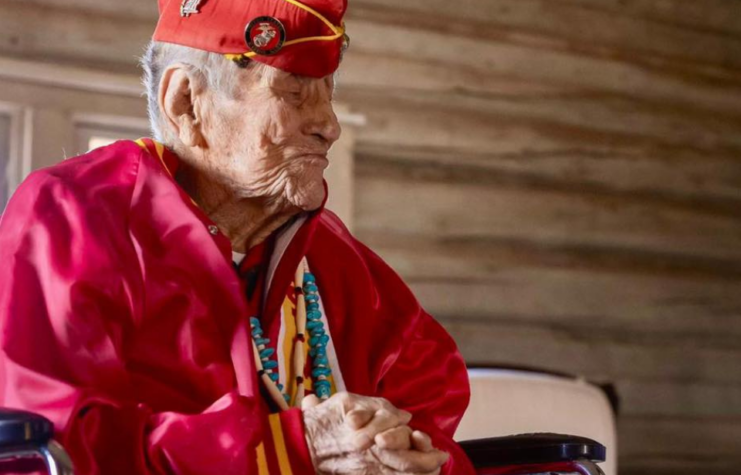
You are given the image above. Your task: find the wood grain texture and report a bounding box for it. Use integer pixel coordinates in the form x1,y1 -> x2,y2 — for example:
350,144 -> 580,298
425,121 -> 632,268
355,173 -> 741,262
338,87 -> 741,153
440,319 -> 741,386
17,0 -> 157,20
356,145 -> 741,209
0,0 -> 151,73
1,0 -> 740,472
338,88 -> 741,188
359,232 -> 741,340
616,380 -> 741,417
3,0 -> 741,113
443,320 -> 741,475
618,416 -> 741,474
344,19 -> 741,115
348,0 -> 741,71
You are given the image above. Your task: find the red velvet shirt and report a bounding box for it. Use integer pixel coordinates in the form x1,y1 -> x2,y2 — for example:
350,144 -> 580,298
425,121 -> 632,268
0,139 -> 474,474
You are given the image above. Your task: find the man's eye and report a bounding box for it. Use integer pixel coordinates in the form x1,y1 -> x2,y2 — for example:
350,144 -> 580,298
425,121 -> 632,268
271,85 -> 302,102
286,90 -> 303,103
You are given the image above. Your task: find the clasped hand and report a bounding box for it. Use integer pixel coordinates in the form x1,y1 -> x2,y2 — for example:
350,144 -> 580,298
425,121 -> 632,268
302,392 -> 449,474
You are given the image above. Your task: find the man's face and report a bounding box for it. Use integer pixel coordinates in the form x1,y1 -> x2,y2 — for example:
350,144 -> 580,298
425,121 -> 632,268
198,64 -> 340,211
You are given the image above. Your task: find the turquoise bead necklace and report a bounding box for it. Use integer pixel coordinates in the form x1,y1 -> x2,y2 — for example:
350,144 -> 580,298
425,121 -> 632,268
304,272 -> 332,400
249,258 -> 334,410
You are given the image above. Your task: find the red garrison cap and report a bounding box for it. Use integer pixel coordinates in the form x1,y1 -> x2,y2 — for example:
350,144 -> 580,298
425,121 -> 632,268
153,0 -> 348,78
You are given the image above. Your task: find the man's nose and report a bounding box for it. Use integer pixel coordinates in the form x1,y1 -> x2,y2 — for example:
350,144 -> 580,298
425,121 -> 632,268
305,100 -> 341,146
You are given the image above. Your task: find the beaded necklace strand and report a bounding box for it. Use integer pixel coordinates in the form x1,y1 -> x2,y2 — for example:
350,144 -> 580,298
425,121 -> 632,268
249,257 -> 333,410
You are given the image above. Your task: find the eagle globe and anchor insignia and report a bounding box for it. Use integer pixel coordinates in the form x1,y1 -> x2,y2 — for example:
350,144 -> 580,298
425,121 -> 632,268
245,16 -> 287,55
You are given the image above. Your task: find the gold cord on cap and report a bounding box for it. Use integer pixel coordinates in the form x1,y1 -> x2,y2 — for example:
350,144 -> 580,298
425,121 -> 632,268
225,0 -> 346,61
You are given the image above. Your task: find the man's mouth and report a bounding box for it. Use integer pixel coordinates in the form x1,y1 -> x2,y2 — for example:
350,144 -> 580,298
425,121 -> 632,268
300,153 -> 330,167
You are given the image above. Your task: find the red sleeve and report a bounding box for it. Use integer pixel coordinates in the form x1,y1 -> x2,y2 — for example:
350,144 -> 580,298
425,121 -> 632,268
376,312 -> 476,475
59,392 -> 312,475
341,230 -> 475,475
0,169 -> 313,475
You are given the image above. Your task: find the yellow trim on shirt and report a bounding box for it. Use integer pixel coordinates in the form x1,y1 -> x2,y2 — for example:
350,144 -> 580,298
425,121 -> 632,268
268,414 -> 293,475
154,140 -> 166,163
279,288 -> 337,401
135,138 -> 172,178
256,442 -> 270,475
281,297 -> 298,405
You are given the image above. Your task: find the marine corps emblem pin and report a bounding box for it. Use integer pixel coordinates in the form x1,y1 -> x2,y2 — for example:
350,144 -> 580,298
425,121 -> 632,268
180,0 -> 202,17
245,16 -> 286,56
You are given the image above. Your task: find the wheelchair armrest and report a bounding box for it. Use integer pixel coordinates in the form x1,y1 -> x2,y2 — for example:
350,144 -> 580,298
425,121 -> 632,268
0,408 -> 54,447
459,433 -> 606,468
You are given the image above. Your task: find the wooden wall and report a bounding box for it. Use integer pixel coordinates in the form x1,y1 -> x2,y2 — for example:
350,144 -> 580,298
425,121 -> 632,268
1,0 -> 740,473
339,1 -> 741,473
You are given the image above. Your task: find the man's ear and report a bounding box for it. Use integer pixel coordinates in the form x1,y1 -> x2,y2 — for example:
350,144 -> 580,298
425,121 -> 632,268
159,65 -> 204,147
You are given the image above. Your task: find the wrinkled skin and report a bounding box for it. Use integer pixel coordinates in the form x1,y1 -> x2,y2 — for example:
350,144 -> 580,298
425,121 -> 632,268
192,65 -> 337,211
158,61 -> 449,474
302,393 -> 448,475
160,61 -> 340,251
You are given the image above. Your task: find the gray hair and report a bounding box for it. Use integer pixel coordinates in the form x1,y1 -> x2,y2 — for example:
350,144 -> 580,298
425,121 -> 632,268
141,41 -> 339,143
140,41 -> 259,143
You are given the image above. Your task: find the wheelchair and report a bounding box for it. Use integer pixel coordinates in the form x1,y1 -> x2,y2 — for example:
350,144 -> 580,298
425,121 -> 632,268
0,366 -> 610,474
0,408 -> 605,475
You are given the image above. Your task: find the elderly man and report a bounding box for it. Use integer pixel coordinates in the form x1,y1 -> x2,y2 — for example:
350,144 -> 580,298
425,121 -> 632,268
0,0 -> 474,474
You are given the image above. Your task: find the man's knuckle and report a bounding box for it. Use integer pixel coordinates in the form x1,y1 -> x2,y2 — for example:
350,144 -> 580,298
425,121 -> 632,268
375,407 -> 392,417
376,396 -> 392,407
336,391 -> 355,407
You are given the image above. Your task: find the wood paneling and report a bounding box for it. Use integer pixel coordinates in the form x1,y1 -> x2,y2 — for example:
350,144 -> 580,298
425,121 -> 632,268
349,0 -> 741,70
1,0 -> 740,472
4,0 -> 741,112
19,0 -> 157,19
356,145 -> 741,205
618,416 -> 741,475
344,20 -> 741,114
340,87 -> 741,153
617,381 -> 741,417
439,319 -> 741,387
440,317 -> 741,473
343,3 -> 741,469
355,173 -> 741,262
360,234 -> 741,339
0,0 -> 151,73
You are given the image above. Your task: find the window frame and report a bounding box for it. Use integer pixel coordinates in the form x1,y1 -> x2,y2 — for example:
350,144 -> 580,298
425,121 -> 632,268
73,113 -> 151,156
0,101 -> 29,208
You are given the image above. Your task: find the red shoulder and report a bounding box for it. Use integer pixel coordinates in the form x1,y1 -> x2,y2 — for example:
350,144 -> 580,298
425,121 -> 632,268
0,140 -> 147,246
37,140 -> 142,190
317,209 -> 352,240
6,140 -> 145,209
313,208 -> 422,327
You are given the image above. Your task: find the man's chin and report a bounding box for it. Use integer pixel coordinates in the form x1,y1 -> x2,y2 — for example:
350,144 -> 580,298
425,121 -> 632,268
288,179 -> 326,212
